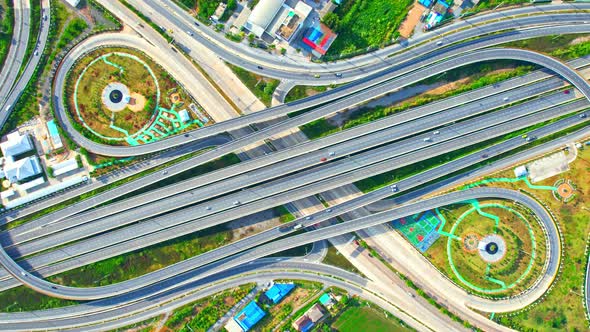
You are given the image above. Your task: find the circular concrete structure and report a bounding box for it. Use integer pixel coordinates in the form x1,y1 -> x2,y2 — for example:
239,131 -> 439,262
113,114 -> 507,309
101,82 -> 130,112
478,234 -> 507,263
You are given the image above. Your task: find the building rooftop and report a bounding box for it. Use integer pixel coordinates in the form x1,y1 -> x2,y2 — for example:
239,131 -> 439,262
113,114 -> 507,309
3,156 -> 42,183
245,0 -> 285,37
0,132 -> 34,162
234,301 -> 265,331
264,283 -> 295,304
302,23 -> 337,57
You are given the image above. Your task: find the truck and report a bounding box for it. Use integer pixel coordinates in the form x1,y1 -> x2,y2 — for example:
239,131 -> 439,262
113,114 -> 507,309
293,224 -> 303,230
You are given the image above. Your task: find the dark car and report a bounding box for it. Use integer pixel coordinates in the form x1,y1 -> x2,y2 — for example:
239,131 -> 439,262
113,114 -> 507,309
257,65 -> 263,70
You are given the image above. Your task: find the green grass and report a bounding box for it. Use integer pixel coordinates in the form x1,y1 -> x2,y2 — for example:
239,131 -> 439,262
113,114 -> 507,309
323,0 -> 413,58
299,64 -> 533,140
322,243 -> 361,274
0,0 -> 14,72
227,64 -> 279,107
285,85 -> 328,103
274,205 -> 295,223
164,283 -> 255,331
332,303 -> 414,332
56,17 -> 88,49
491,147 -> 590,331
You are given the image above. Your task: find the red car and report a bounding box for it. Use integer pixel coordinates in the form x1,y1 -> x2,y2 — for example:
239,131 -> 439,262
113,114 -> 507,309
320,157 -> 327,162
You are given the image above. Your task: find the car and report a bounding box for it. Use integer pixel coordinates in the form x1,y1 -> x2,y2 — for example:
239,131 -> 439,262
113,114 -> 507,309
423,137 -> 431,142
436,40 -> 443,45
233,201 -> 240,206
368,253 -> 374,258
205,206 -> 212,211
257,65 -> 263,70
43,15 -> 47,21
185,133 -> 190,137
526,136 -> 534,142
326,208 -> 332,213
481,154 -> 488,158
305,216 -> 313,220
51,286 -> 57,290
433,130 -> 440,135
580,113 -> 587,118
328,151 -> 335,156
293,224 -> 303,230
314,74 -> 320,78
186,30 -> 194,36
160,26 -> 166,31
320,157 -> 327,162
162,170 -> 168,175
5,104 -> 11,111
564,89 -> 570,94
194,21 -> 200,26
391,184 -> 398,192
20,271 -> 26,277
34,50 -> 39,56
171,46 -> 178,53
335,73 -> 342,77
521,134 -> 528,139
503,97 -> 509,101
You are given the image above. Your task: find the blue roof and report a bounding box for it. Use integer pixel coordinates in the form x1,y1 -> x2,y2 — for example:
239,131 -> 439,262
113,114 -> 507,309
418,0 -> 434,7
319,293 -> 332,305
234,301 -> 265,331
265,283 -> 295,304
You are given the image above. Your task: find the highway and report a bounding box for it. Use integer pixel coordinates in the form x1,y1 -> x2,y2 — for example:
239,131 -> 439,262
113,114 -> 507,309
0,0 -> 50,128
0,0 -> 29,106
53,25 -> 590,159
0,3 -> 588,328
0,187 -> 553,332
125,0 -> 590,79
0,100 -> 583,300
3,90 -> 582,261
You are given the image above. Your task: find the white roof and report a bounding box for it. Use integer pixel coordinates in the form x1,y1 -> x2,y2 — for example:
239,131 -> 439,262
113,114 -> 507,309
65,0 -> 80,7
18,177 -> 46,191
514,165 -> 528,177
3,156 -> 42,183
4,175 -> 87,209
246,0 -> 285,36
0,132 -> 33,161
0,189 -> 15,200
294,1 -> 312,17
52,158 -> 79,176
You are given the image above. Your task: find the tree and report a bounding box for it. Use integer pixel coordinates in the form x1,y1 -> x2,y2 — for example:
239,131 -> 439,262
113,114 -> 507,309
322,12 -> 340,31
227,0 -> 237,11
280,48 -> 287,55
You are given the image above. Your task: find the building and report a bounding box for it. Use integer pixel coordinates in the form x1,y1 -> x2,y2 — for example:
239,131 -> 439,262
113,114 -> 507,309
211,2 -> 227,22
0,132 -> 34,162
65,0 -> 80,8
52,158 -> 80,177
318,293 -> 334,308
243,0 -> 312,42
178,109 -> 191,123
233,301 -> 266,331
3,156 -> 42,183
514,165 -> 528,178
292,303 -> 326,332
260,283 -> 295,305
301,23 -> 338,58
244,0 -> 285,38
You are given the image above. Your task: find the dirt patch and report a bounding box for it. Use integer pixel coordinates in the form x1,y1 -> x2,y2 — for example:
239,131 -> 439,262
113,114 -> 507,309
227,210 -> 282,240
398,2 -> 425,38
128,92 -> 147,112
571,35 -> 590,45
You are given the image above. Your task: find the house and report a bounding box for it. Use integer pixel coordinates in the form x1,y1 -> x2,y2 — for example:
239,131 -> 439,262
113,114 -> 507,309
260,283 -> 295,305
292,303 -> 326,332
233,301 -> 265,331
211,2 -> 227,22
0,132 -> 34,162
514,165 -> 528,178
244,0 -> 285,38
301,23 -> 337,58
3,156 -> 42,183
318,293 -> 334,308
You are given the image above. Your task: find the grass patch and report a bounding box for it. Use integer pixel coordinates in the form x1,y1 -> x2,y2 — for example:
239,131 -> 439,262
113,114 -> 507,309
273,205 -> 295,223
480,147 -> 590,332
323,0 -> 413,58
285,85 -> 329,103
227,63 -> 279,107
0,0 -> 14,71
322,243 -> 361,275
65,47 -> 192,144
332,301 -> 414,332
299,62 -> 532,140
164,283 -> 255,331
